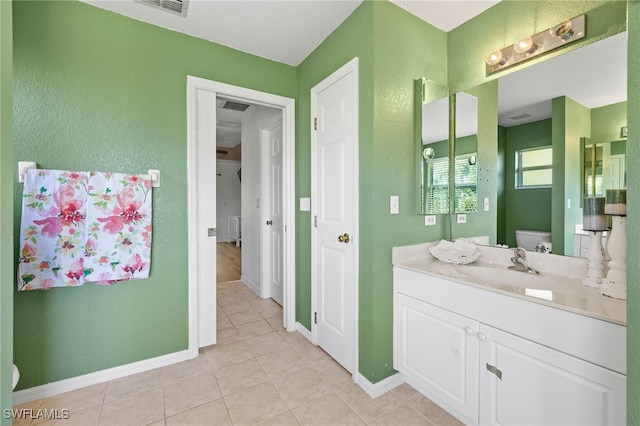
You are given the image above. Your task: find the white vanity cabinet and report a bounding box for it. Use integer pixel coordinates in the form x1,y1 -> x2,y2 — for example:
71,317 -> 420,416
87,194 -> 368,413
395,293 -> 479,421
393,266 -> 626,426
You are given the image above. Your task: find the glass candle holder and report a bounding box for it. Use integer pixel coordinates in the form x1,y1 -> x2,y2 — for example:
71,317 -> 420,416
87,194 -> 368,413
583,197 -> 607,231
605,189 -> 626,216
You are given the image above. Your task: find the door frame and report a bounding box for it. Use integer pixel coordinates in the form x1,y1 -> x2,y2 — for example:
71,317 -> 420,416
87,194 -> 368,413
310,57 -> 359,374
186,76 -> 296,355
260,116 -> 284,303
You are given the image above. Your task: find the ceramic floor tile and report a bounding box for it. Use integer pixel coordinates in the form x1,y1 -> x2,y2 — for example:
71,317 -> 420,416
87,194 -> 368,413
256,348 -> 308,378
271,368 -> 333,409
336,382 -> 405,423
312,358 -> 354,391
165,399 -> 232,426
258,411 -> 300,425
235,319 -> 275,339
98,386 -> 164,426
162,354 -> 212,384
205,340 -> 254,370
408,393 -> 465,426
103,368 -> 163,402
221,301 -> 255,315
224,382 -> 289,425
277,329 -> 314,351
163,372 -> 222,417
367,404 -> 433,426
291,394 -> 365,425
244,331 -> 290,357
216,326 -> 244,345
39,405 -> 101,426
227,310 -> 263,327
36,382 -> 106,416
214,358 -> 268,396
217,313 -> 233,330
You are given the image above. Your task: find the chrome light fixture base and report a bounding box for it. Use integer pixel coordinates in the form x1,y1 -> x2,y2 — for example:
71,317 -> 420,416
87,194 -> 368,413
486,15 -> 586,75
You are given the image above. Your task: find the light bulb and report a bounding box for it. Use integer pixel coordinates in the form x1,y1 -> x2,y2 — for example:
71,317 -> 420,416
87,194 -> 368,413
513,37 -> 538,54
485,50 -> 505,66
553,21 -> 574,40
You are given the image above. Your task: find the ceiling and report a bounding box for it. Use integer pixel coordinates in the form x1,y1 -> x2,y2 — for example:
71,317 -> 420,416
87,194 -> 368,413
82,1 -> 626,142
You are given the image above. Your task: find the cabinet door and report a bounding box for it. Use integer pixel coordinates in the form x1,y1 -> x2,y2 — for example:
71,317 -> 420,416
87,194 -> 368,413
479,324 -> 626,426
395,294 -> 479,421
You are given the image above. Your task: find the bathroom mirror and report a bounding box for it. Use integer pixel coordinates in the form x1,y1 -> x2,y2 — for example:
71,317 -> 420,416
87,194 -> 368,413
453,92 -> 478,213
583,138 -> 626,197
416,78 -> 450,215
494,31 -> 626,253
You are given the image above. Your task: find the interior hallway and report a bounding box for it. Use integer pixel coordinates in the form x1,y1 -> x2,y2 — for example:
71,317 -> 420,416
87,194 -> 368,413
217,242 -> 242,284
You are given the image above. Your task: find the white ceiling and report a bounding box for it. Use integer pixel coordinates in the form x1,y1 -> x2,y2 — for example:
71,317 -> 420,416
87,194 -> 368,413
81,1 -> 627,141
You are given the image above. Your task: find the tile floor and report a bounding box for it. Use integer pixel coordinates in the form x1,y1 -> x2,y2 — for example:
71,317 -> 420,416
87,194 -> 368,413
12,281 -> 462,425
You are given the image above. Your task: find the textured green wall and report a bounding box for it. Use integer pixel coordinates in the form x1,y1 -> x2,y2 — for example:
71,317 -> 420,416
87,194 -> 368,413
591,101 -> 627,143
12,1 -> 296,389
0,1 -> 14,421
627,1 -> 639,423
503,119 -> 553,248
551,97 -> 590,256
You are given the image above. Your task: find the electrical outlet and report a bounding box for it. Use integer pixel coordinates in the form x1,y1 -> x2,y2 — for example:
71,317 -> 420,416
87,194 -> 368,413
457,214 -> 467,224
483,197 -> 490,211
425,215 -> 436,226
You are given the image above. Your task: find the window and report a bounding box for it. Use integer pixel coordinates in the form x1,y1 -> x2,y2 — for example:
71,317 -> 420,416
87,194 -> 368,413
516,147 -> 552,188
426,154 -> 478,214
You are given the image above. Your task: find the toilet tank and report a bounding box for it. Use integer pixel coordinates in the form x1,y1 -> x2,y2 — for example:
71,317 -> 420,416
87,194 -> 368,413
515,230 -> 551,251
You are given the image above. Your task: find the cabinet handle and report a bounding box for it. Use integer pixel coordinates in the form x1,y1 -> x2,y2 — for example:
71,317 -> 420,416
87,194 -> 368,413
464,327 -> 475,336
477,333 -> 487,342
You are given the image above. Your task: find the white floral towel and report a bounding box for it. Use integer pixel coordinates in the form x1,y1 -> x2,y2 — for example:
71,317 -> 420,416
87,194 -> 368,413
429,239 -> 480,265
18,169 -> 152,290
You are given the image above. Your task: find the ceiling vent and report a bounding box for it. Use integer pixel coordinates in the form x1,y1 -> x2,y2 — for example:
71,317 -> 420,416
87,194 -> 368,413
509,113 -> 532,121
222,101 -> 251,112
134,0 -> 188,18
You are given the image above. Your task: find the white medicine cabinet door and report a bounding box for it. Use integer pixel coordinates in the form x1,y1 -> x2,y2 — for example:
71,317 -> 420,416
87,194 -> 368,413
395,294 -> 479,422
478,323 -> 626,426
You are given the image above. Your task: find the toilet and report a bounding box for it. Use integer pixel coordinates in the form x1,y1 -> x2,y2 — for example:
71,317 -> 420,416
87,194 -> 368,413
515,230 -> 551,251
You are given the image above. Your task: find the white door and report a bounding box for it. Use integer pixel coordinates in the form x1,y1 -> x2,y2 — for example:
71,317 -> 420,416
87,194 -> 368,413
311,58 -> 359,373
263,119 -> 284,305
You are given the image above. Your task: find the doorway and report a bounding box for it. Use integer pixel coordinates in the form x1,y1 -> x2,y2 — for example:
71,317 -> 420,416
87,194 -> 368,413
187,76 -> 296,354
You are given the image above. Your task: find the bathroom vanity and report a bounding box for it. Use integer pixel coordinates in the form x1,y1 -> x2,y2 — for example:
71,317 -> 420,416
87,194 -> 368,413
393,242 -> 626,425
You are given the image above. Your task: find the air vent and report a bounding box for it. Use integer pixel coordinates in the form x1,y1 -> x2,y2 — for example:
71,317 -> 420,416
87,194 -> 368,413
222,101 -> 251,112
134,0 -> 188,18
509,113 -> 532,121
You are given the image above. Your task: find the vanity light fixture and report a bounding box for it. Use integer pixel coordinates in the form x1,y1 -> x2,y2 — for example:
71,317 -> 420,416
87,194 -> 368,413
486,14 -> 586,75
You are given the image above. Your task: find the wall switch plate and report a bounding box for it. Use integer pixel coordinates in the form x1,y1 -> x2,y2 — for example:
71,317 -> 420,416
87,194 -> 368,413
390,196 -> 399,214
425,215 -> 436,226
457,214 -> 467,224
483,197 -> 489,211
300,197 -> 311,211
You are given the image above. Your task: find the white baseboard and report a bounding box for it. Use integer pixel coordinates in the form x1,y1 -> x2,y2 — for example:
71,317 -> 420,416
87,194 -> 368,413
240,274 -> 259,294
295,322 -> 312,342
13,349 -> 194,406
355,371 -> 404,399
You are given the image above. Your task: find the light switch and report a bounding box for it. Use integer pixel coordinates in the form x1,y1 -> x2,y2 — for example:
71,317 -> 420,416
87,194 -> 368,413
300,197 -> 311,211
457,214 -> 467,224
425,215 -> 436,226
483,197 -> 489,211
390,196 -> 399,214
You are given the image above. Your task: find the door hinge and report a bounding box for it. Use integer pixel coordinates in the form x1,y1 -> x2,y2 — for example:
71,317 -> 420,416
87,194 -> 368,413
314,117 -> 317,130
314,312 -> 317,324
314,215 -> 317,228
207,228 -> 216,237
486,363 -> 503,380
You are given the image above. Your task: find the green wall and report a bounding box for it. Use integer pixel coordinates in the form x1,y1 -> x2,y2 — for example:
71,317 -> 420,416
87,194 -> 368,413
11,1 -> 296,390
502,119 -> 553,248
627,1 -> 639,423
551,96 -> 590,256
0,0 -> 14,421
592,101 -> 627,143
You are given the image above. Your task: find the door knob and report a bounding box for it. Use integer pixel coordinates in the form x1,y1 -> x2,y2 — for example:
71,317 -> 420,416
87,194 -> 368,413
266,220 -> 273,225
337,233 -> 350,243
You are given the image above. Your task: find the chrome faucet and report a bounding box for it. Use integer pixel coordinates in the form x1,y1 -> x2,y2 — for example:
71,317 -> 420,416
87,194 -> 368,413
508,247 -> 540,275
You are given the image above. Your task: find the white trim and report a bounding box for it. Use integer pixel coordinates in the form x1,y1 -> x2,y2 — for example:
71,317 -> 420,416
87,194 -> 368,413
354,372 -> 405,399
310,57 -> 360,374
295,322 -> 313,342
13,350 -> 193,405
187,76 -> 297,353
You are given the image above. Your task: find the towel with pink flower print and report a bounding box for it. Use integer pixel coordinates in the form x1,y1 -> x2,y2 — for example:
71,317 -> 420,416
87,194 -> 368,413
18,169 -> 152,290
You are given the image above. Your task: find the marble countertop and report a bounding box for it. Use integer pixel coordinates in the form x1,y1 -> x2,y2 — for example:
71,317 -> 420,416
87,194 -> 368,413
393,242 -> 626,326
